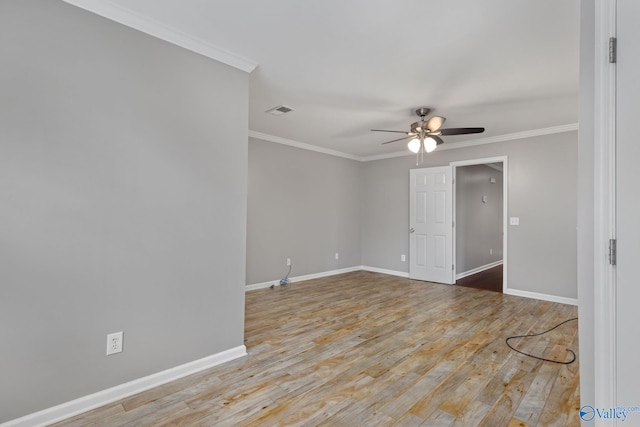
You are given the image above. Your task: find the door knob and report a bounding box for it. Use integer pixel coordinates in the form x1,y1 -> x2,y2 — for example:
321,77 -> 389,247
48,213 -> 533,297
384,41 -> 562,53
409,228 -> 415,233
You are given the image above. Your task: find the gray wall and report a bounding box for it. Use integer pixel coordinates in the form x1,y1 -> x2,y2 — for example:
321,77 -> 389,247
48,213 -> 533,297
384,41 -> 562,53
455,164 -> 504,274
247,139 -> 362,285
0,1 -> 248,422
361,131 -> 578,299
578,0 -> 595,408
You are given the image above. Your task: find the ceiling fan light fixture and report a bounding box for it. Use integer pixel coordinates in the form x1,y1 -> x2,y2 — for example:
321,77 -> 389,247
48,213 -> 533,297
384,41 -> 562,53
372,108 -> 485,161
424,136 -> 437,153
408,138 -> 421,153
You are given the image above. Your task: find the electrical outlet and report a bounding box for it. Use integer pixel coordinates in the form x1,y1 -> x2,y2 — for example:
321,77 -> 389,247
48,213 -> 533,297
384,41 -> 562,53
286,258 -> 291,266
106,332 -> 123,355
335,252 -> 339,260
401,254 -> 406,262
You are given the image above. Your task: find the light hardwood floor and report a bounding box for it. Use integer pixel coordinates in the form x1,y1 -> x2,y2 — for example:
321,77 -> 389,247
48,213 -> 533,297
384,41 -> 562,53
54,271 -> 580,426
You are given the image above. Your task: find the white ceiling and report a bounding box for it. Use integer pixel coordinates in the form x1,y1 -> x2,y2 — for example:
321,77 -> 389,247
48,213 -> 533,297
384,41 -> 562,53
65,0 -> 580,159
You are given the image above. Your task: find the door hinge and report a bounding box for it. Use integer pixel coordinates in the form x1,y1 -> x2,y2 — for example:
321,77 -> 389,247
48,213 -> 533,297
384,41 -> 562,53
609,37 -> 617,63
452,264 -> 455,271
609,238 -> 617,265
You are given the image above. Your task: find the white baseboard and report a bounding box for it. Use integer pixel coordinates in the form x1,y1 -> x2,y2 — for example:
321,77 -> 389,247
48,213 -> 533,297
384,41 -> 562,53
360,265 -> 409,278
6,268 -> 578,427
2,346 -> 247,427
504,288 -> 578,306
245,266 -> 362,290
456,260 -> 503,280
245,265 -> 412,291
245,265 -> 577,309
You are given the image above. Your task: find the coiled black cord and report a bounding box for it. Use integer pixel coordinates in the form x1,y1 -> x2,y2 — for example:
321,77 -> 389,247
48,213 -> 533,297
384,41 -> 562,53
505,317 -> 578,364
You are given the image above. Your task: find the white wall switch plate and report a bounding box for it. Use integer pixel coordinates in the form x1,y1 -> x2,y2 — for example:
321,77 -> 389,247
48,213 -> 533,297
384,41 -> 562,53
286,258 -> 291,266
401,254 -> 406,262
510,217 -> 520,226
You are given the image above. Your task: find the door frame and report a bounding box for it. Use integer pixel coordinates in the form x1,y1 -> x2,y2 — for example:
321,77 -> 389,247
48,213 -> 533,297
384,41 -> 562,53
593,0 -> 617,412
451,156 -> 509,293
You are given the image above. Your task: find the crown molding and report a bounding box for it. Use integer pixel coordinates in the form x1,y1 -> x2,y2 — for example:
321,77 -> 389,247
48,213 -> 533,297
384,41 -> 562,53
250,123 -> 579,163
62,0 -> 258,73
433,122 -> 579,151
362,123 -> 579,161
248,131 -> 362,161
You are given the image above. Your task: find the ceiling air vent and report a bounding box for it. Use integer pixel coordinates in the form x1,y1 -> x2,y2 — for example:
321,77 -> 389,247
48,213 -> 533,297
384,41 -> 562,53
265,105 -> 294,116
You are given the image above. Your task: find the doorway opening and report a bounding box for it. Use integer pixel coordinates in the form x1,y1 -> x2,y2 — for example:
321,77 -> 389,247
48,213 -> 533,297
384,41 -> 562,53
452,157 -> 507,293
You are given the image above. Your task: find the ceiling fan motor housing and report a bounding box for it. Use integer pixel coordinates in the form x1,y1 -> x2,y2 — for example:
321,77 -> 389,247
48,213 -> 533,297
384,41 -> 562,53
415,107 -> 431,117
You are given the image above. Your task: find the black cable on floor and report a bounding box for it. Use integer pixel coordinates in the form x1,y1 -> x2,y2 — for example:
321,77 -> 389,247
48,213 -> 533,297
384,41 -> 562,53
505,317 -> 578,364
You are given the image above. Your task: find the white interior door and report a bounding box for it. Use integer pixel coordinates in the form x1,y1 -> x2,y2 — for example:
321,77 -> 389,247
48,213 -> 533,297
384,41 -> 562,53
409,166 -> 454,284
616,0 -> 640,407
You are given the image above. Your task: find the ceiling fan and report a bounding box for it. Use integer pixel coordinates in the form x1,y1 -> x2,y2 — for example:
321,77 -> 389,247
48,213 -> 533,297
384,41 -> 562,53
372,108 -> 485,159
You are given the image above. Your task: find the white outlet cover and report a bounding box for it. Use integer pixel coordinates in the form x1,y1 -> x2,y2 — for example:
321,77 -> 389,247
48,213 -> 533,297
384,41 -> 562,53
509,217 -> 520,226
106,331 -> 123,355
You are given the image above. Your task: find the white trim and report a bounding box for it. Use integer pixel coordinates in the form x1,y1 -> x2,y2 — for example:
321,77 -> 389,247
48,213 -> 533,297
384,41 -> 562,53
360,266 -> 409,278
456,260 -> 503,280
62,0 -> 258,73
361,124 -> 579,162
450,156 -> 509,168
438,124 -> 578,151
361,150 -> 425,162
246,266 -> 582,312
245,279 -> 281,291
249,124 -> 579,163
245,266 -> 410,291
248,131 -> 361,161
504,289 -> 578,306
593,0 -> 618,414
451,156 -> 509,295
245,266 -> 362,291
1,346 -> 247,427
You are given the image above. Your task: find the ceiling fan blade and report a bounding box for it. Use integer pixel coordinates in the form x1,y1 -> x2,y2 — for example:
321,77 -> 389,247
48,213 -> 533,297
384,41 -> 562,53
425,116 -> 446,132
429,135 -> 445,145
439,127 -> 485,136
381,135 -> 414,145
371,129 -> 411,134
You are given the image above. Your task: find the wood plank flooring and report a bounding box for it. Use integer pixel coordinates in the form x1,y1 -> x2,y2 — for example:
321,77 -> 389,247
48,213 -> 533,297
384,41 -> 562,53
54,271 -> 580,426
456,265 -> 503,293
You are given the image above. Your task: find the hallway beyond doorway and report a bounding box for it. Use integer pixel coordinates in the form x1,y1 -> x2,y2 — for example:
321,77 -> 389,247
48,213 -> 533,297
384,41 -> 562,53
456,264 -> 503,293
